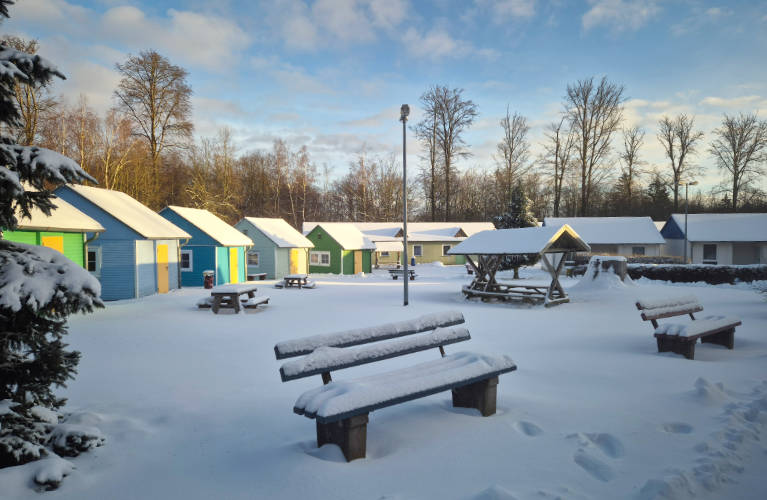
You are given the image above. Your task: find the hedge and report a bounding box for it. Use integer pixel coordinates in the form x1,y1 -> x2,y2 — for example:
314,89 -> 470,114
626,264 -> 767,285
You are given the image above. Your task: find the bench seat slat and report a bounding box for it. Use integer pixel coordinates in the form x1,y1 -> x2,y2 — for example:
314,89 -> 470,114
280,327 -> 471,381
654,315 -> 742,338
636,294 -> 699,311
640,303 -> 703,321
294,351 -> 517,423
274,311 -> 465,359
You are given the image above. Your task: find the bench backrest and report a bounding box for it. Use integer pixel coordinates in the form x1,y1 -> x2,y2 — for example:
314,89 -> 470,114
275,311 -> 469,382
636,294 -> 703,322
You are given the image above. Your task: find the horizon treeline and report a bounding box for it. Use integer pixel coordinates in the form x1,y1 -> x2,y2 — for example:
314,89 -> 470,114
5,40 -> 767,229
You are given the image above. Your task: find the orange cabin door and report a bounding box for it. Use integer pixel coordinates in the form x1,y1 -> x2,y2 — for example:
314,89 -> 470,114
41,235 -> 64,253
157,244 -> 169,293
354,250 -> 362,274
229,248 -> 239,283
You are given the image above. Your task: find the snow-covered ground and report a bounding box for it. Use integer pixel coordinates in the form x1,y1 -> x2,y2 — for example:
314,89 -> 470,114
2,264 -> 766,499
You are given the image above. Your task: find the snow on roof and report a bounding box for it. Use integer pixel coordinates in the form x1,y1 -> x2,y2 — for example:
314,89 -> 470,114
242,217 -> 314,248
669,213 -> 767,242
408,222 -> 494,237
303,221 -> 495,240
311,223 -> 376,250
449,224 -> 590,255
407,232 -> 463,242
166,206 -> 252,247
15,196 -> 104,233
544,217 -> 665,245
64,185 -> 190,239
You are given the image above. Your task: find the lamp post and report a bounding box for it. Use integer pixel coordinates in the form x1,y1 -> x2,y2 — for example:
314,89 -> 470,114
400,104 -> 410,306
681,180 -> 698,264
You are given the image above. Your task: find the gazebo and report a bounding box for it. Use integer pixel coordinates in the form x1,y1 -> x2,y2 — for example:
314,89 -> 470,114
448,224 -> 590,307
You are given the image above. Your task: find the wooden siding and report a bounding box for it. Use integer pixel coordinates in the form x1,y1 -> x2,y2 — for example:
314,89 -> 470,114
136,240 -> 156,297
180,245 -> 214,286
235,219 -> 278,279
158,209 -> 218,246
155,239 -> 180,290
407,242 -> 466,265
97,240 -> 136,301
3,230 -> 86,266
306,226 -> 342,274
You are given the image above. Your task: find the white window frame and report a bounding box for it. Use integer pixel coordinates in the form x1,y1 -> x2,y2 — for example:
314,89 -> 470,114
180,249 -> 193,272
247,251 -> 260,268
86,246 -> 102,277
380,251 -> 390,257
703,244 -> 717,264
413,245 -> 423,257
310,251 -> 331,266
442,244 -> 451,256
631,246 -> 645,256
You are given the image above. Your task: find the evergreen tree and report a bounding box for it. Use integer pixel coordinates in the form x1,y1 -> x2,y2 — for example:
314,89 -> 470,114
0,0 -> 104,479
644,171 -> 672,221
492,183 -> 540,278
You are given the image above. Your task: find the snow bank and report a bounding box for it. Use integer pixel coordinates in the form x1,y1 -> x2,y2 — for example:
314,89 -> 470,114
33,456 -> 74,491
570,256 -> 633,294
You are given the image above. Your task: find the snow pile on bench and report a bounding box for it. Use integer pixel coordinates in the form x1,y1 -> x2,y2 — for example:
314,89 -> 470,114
654,316 -> 741,337
294,351 -> 516,420
275,310 -> 465,358
636,294 -> 699,310
280,326 -> 470,379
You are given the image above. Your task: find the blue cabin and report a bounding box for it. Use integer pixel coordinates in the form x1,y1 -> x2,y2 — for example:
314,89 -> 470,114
54,185 -> 191,301
159,206 -> 252,286
234,217 -> 314,279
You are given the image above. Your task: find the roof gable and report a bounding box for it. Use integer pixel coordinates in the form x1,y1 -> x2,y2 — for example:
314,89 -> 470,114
449,225 -> 590,255
242,218 -> 313,248
164,206 -> 251,247
309,223 -> 375,250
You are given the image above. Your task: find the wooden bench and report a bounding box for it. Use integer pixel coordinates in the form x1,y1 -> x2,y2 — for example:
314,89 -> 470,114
198,284 -> 269,313
274,311 -> 517,462
388,269 -> 416,280
248,273 -> 267,281
636,295 -> 741,360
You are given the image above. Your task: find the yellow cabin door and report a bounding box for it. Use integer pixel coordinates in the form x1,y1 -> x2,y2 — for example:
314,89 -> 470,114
157,244 -> 169,294
289,249 -> 299,274
354,250 -> 362,274
229,248 -> 239,283
41,236 -> 64,253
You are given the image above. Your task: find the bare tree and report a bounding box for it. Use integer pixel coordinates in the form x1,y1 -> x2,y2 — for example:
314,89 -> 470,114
541,116 -> 575,217
419,85 -> 478,221
1,36 -> 59,145
709,112 -> 767,212
494,106 -> 530,205
565,76 -> 625,216
414,88 -> 441,221
657,114 -> 704,211
618,125 -> 645,210
114,50 -> 193,206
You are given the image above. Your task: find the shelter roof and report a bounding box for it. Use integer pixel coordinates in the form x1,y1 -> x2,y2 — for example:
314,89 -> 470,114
449,224 -> 590,255
544,217 -> 664,245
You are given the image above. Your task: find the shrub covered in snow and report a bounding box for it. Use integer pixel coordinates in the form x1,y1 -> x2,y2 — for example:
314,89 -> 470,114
0,0 -> 104,482
627,264 -> 767,285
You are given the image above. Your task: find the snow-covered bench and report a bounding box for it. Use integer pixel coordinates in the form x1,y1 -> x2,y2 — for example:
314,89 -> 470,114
636,295 -> 741,360
388,269 -> 416,280
274,311 -> 517,462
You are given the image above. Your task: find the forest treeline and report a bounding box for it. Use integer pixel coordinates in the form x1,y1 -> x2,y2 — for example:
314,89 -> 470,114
6,40 -> 767,228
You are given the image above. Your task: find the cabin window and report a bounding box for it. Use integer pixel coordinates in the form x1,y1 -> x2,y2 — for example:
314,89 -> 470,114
703,244 -> 717,264
247,251 -> 260,267
632,246 -> 645,256
180,249 -> 193,271
442,245 -> 451,256
86,247 -> 101,276
380,251 -> 390,257
413,245 -> 423,257
310,251 -> 331,266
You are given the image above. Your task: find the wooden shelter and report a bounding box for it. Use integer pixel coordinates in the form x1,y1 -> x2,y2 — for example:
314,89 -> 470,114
448,224 -> 590,307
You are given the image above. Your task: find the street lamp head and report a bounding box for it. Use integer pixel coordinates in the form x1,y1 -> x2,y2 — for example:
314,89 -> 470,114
400,104 -> 410,122
680,180 -> 699,186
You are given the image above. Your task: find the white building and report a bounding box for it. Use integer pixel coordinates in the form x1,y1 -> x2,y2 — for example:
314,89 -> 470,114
544,217 -> 665,257
660,213 -> 767,265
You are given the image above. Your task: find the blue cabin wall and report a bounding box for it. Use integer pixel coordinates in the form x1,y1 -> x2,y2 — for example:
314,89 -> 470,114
660,217 -> 685,239
180,245 -> 214,286
234,220 -> 279,279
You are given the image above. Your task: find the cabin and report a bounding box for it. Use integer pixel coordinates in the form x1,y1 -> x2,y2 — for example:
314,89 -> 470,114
543,217 -> 665,257
159,206 -> 252,287
234,217 -> 314,280
660,213 -> 767,265
54,185 -> 191,301
2,196 -> 104,268
304,223 -> 374,275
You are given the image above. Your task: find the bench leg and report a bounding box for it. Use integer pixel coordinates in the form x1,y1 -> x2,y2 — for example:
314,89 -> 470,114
701,329 -> 735,349
452,377 -> 498,416
656,335 -> 696,360
211,296 -> 221,314
316,414 -> 369,462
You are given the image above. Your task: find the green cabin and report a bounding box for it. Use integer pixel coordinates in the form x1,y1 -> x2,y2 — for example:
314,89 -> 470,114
2,196 -> 105,268
305,223 -> 374,275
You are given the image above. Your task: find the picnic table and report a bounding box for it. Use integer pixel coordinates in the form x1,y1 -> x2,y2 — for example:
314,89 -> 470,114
281,274 -> 316,289
207,284 -> 268,314
388,269 -> 416,280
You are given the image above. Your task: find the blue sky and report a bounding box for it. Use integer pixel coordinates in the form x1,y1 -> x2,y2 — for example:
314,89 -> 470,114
5,0 -> 767,193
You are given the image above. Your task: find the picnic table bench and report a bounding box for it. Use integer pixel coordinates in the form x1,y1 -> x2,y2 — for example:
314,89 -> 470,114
388,269 -> 416,280
275,274 -> 316,289
248,272 -> 267,281
198,284 -> 269,314
274,311 -> 517,462
636,295 -> 741,360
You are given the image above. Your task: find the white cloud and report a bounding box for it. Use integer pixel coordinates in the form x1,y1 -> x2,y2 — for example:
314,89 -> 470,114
251,56 -> 334,95
699,95 -> 763,108
582,0 -> 660,33
402,27 -> 496,60
490,0 -> 536,19
313,0 -> 375,43
368,0 -> 408,29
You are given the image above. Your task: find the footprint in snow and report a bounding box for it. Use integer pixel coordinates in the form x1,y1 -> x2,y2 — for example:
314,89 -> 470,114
573,449 -> 615,482
515,421 -> 543,437
567,432 -> 625,458
662,422 -> 694,434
